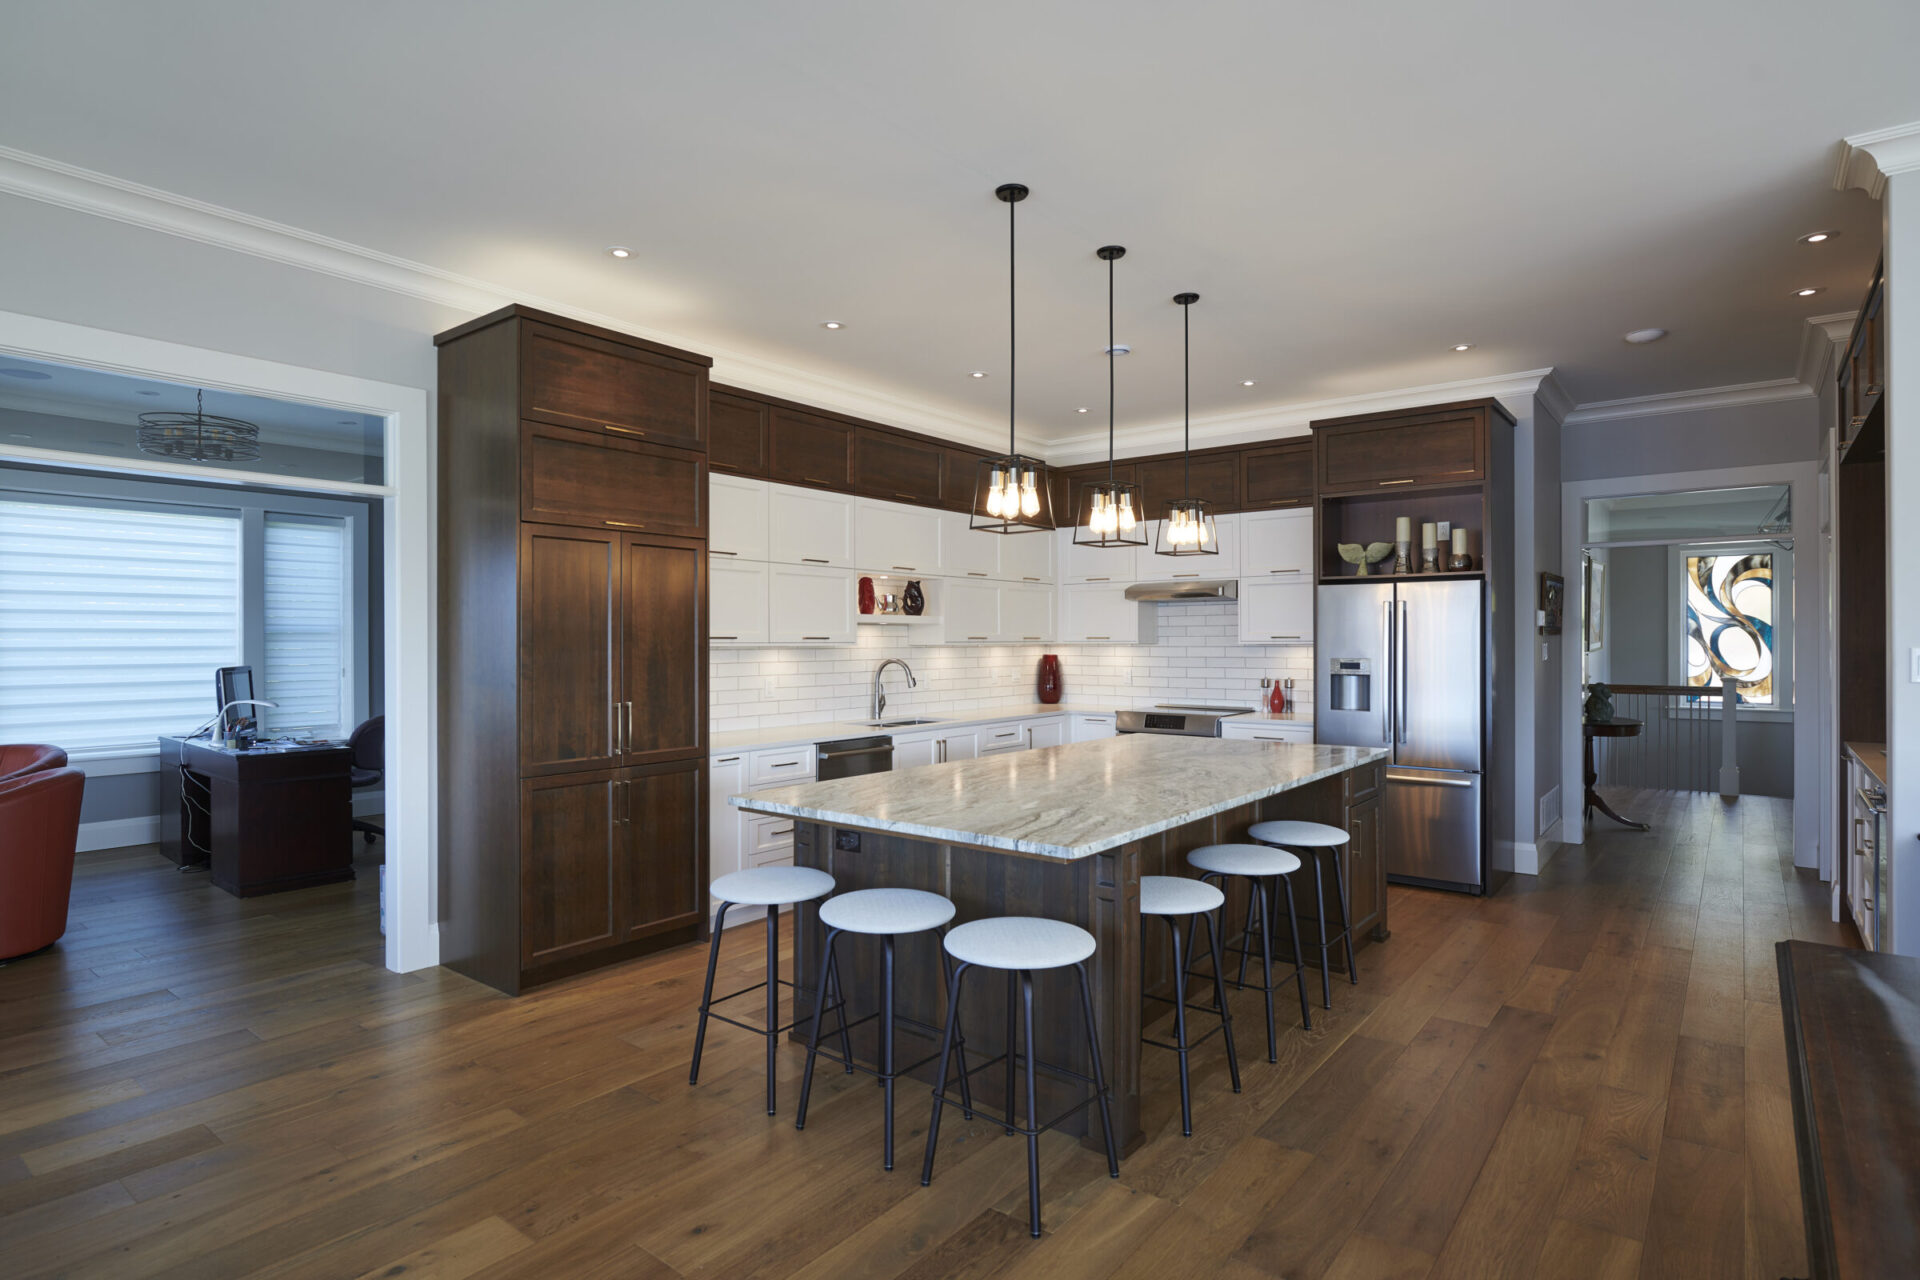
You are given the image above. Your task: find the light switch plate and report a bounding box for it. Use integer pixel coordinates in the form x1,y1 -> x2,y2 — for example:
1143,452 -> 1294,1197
1911,647 -> 1919,683
763,676 -> 777,697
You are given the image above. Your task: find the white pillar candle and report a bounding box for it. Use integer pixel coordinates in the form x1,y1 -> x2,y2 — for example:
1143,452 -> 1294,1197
1421,522 -> 1437,550
1395,515 -> 1411,542
1452,527 -> 1468,555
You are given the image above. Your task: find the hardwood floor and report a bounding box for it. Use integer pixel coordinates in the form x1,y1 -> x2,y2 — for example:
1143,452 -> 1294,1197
0,792 -> 1847,1278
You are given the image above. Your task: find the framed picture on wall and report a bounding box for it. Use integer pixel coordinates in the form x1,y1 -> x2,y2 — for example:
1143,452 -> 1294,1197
1539,572 -> 1565,635
1584,555 -> 1606,652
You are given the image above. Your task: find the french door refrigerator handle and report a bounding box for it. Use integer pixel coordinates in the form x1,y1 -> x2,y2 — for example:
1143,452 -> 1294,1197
1381,599 -> 1394,746
1398,601 -> 1410,745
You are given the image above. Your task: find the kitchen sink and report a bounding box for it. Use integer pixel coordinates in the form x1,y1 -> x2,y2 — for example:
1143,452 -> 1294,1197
864,718 -> 943,728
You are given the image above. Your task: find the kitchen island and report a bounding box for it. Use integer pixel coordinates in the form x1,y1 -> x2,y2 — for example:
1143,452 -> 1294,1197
733,734 -> 1388,1152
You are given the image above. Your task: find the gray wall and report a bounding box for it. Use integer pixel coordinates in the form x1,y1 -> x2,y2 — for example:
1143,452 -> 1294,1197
1562,395 -> 1821,481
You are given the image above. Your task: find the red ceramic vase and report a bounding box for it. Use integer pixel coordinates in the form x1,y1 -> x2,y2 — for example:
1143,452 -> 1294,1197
1037,654 -> 1063,704
858,576 -> 876,615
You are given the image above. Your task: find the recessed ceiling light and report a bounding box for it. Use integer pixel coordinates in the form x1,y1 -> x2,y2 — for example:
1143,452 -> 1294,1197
1241,380 -> 1255,387
1451,344 -> 1474,352
606,246 -> 632,259
1791,287 -> 1823,297
1624,328 -> 1668,344
1799,231 -> 1837,244
968,370 -> 987,378
0,368 -> 53,380
1103,344 -> 1131,357
821,321 -> 844,330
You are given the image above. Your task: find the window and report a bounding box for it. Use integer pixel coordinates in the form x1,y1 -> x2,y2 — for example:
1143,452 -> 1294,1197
1674,544 -> 1790,709
0,497 -> 241,753
262,515 -> 349,735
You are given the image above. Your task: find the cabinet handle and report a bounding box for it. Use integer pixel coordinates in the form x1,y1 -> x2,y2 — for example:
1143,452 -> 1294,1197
604,424 -> 646,437
711,549 -> 738,556
893,493 -> 917,500
1269,634 -> 1302,639
968,635 -> 988,641
1173,573 -> 1199,579
802,557 -> 830,564
892,565 -> 917,572
1023,576 -> 1042,582
968,571 -> 989,577
770,827 -> 793,838
605,520 -> 647,528
1086,576 -> 1111,582
801,635 -> 831,641
769,761 -> 801,768
1376,478 -> 1415,487
804,477 -> 832,485
624,702 -> 633,751
1086,635 -> 1110,640
1023,635 -> 1041,640
716,756 -> 741,764
611,702 -> 619,753
711,634 -> 739,640
1268,568 -> 1301,574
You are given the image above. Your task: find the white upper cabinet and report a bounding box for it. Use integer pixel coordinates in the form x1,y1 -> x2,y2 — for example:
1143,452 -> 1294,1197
709,558 -> 769,646
1061,527 -> 1139,585
768,564 -> 855,644
943,579 -> 1001,644
768,486 -> 855,567
1136,512 -> 1240,579
1000,584 -> 1053,643
1061,583 -> 1158,644
998,524 -> 1054,583
1241,508 -> 1314,579
1237,578 -> 1313,645
854,498 -> 942,576
709,474 -> 770,561
939,510 -> 1001,580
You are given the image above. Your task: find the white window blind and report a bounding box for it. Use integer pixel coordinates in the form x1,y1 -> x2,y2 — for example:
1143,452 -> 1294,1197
0,498 -> 240,754
262,514 -> 349,735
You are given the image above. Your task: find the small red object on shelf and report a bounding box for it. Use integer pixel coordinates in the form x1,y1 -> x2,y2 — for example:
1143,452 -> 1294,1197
858,576 -> 876,615
1269,679 -> 1286,713
1037,654 -> 1062,704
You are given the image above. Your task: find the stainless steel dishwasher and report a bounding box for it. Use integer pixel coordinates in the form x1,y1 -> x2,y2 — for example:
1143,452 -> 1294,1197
816,735 -> 894,780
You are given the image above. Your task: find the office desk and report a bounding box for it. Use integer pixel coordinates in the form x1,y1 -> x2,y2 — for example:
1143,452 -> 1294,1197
156,736 -> 355,897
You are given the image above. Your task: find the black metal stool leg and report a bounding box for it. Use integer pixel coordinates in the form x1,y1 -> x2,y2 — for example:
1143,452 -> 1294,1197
795,926 -> 841,1130
1235,879 -> 1257,989
825,943 -> 855,1073
1020,971 -> 1042,1237
1330,847 -> 1358,984
1003,969 -> 1018,1136
1169,915 -> 1193,1136
1280,873 -> 1312,1030
1252,877 -> 1278,1062
1204,907 -> 1241,1092
1074,962 -> 1121,1179
1308,852 -> 1333,1009
689,900 -> 732,1085
881,934 -> 897,1170
921,962 -> 971,1187
764,905 -> 780,1115
938,927 -> 974,1119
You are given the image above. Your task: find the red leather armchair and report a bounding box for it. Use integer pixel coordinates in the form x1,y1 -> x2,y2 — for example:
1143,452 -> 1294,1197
0,767 -> 85,959
0,743 -> 67,784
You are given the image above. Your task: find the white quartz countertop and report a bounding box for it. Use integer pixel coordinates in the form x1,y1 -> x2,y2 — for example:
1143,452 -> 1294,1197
710,703 -> 1109,753
731,735 -> 1386,860
1231,710 -> 1314,726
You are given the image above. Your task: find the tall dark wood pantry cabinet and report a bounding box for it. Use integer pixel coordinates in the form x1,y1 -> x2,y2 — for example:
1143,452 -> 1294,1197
437,305 -> 710,994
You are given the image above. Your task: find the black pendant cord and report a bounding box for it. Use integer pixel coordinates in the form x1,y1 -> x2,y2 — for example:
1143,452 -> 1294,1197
1008,192 -> 1016,459
1107,253 -> 1116,486
1182,299 -> 1191,496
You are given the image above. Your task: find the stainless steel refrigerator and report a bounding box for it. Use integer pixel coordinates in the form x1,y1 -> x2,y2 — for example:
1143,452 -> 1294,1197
1315,579 -> 1487,893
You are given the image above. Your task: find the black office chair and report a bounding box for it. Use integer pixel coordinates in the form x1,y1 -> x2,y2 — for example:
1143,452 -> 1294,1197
348,716 -> 384,846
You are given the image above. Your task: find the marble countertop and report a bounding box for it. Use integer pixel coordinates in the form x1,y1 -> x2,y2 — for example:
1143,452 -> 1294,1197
710,703 -> 1109,753
1231,710 -> 1314,725
731,735 -> 1387,860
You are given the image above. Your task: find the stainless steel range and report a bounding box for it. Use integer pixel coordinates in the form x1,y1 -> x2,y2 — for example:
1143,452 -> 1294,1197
1114,704 -> 1254,737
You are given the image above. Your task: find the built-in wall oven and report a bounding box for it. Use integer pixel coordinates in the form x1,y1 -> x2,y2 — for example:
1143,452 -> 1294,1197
816,735 -> 893,780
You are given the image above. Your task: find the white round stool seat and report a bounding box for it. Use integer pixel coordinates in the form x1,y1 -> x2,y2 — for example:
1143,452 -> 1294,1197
1247,820 -> 1349,848
710,865 -> 835,907
1140,875 -> 1226,917
944,916 -> 1096,971
1188,843 -> 1302,878
820,887 -> 956,935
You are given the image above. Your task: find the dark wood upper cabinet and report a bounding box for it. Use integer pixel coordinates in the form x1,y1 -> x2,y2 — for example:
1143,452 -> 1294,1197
1241,441 -> 1314,509
708,391 -> 770,475
520,771 -> 620,967
942,448 -> 990,515
1315,407 -> 1486,493
1138,453 -> 1242,518
520,320 -> 708,451
852,427 -> 945,505
518,525 -> 618,778
768,407 -> 852,489
618,758 -> 703,943
521,423 -> 706,539
620,535 -> 705,764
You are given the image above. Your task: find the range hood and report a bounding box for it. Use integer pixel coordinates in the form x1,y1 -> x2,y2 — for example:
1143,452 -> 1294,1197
1123,579 -> 1240,602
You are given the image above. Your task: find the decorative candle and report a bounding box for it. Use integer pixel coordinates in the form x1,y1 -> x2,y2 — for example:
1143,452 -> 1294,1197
1395,516 -> 1411,542
1447,526 -> 1472,572
1452,527 -> 1468,555
1421,522 -> 1437,549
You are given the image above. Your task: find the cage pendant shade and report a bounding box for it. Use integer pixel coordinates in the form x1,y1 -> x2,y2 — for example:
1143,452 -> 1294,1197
971,182 -> 1054,534
1074,244 -> 1147,548
136,388 -> 262,464
1154,290 -> 1218,556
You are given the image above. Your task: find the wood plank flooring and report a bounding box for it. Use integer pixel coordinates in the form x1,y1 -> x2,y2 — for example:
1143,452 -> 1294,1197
0,792 -> 1849,1278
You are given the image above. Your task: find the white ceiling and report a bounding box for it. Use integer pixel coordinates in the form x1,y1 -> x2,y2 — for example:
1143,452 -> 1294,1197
1,1 -> 1914,448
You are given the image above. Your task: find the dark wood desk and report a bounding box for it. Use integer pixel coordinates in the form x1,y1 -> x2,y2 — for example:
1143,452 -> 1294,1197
1777,940 -> 1920,1280
1582,717 -> 1649,831
156,736 -> 355,897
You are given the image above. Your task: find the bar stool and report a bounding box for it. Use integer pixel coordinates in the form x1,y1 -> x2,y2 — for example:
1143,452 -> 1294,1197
690,865 -> 842,1116
922,917 -> 1121,1238
1140,875 -> 1241,1136
795,888 -> 974,1171
1186,843 -> 1313,1061
1248,819 -> 1356,1009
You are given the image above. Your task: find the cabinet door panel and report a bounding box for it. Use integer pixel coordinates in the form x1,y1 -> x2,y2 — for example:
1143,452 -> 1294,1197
520,527 -> 618,775
1066,465 -> 1140,529
943,579 -> 1001,643
1238,579 -> 1313,645
768,485 -> 856,567
999,522 -> 1054,583
854,499 -> 941,575
619,758 -> 703,941
521,772 -> 618,966
1241,442 -> 1313,509
709,558 -> 768,645
1139,453 -> 1242,517
768,565 -> 855,644
709,474 -> 769,560
768,408 -> 852,489
621,536 -> 704,763
522,423 -> 706,538
893,737 -> 938,769
522,321 -> 706,450
942,448 -> 991,514
708,754 -> 747,894
709,391 -> 770,476
1001,584 -> 1052,643
1242,508 -> 1315,577
1137,511 -> 1239,578
1346,794 -> 1382,939
853,428 -> 944,505
1063,529 -> 1138,584
939,510 -> 1000,580
1318,413 -> 1484,492
1025,718 -> 1065,749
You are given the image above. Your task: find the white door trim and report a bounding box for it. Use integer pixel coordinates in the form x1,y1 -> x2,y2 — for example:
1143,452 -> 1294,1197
0,308 -> 439,972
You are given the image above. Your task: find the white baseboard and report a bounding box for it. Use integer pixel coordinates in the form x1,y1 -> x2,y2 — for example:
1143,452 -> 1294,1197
76,815 -> 163,853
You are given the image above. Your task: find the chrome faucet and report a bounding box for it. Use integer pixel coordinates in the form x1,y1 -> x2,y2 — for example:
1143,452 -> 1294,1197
872,658 -> 916,720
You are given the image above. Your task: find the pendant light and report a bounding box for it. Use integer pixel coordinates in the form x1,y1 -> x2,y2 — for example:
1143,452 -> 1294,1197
1154,292 -> 1218,556
1074,244 -> 1146,548
971,183 -> 1054,534
136,388 -> 262,464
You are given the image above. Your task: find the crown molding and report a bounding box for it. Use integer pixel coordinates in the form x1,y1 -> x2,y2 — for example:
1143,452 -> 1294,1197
1834,121 -> 1920,198
1046,367 -> 1556,465
1532,369 -> 1575,425
1561,377 -> 1811,426
0,145 -> 1009,453
1795,309 -> 1858,389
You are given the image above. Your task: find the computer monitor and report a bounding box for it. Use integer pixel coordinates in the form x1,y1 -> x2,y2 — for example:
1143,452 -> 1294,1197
216,665 -> 255,734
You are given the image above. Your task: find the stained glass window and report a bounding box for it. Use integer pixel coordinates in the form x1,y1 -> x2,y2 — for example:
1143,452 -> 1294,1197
1684,552 -> 1772,704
